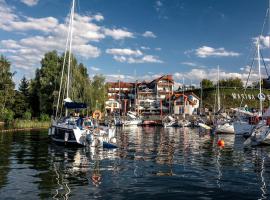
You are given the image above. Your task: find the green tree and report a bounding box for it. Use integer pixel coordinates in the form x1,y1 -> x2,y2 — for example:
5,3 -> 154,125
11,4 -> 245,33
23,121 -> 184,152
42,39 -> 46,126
89,75 -> 107,112
13,76 -> 31,118
29,69 -> 41,118
29,50 -> 94,117
0,55 -> 15,120
19,76 -> 30,97
13,91 -> 27,118
219,77 -> 243,88
201,79 -> 214,88
39,50 -> 61,115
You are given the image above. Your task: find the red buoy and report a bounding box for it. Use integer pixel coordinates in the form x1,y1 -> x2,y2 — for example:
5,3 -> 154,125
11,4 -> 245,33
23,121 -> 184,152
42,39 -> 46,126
217,139 -> 225,147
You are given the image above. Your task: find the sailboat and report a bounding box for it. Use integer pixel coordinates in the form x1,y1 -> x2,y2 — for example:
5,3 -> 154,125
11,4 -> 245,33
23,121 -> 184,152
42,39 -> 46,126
243,38 -> 270,146
123,111 -> 142,126
233,36 -> 265,136
48,0 -> 90,146
48,0 -> 116,147
214,66 -> 235,134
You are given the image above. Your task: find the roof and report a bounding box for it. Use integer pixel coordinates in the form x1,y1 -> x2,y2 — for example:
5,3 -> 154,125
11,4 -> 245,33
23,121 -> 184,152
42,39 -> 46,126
106,74 -> 174,89
107,82 -> 134,88
151,74 -> 174,84
173,92 -> 200,100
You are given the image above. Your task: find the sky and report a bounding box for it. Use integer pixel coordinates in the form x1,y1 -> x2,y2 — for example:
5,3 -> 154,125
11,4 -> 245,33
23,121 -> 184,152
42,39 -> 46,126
1,0 -> 270,87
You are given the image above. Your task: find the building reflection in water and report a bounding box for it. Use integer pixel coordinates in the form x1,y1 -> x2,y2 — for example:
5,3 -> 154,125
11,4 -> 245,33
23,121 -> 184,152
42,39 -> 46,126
1,128 -> 270,199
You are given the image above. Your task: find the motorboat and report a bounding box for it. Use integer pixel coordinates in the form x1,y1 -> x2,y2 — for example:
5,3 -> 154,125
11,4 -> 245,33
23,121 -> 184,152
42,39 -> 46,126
123,111 -> 142,126
162,115 -> 178,127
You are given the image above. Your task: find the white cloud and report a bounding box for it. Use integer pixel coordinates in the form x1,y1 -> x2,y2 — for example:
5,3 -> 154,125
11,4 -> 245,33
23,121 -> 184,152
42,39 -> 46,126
156,1 -> 163,7
127,55 -> 163,63
195,46 -> 240,58
173,66 -> 263,86
155,47 -> 161,51
255,35 -> 270,48
21,0 -> 39,6
90,66 -> 101,71
181,61 -> 206,68
113,55 -> 127,62
0,0 -> 136,75
1,16 -> 58,32
104,28 -> 134,40
105,73 -> 165,82
142,31 -> 157,38
155,0 -> 163,11
106,48 -> 163,63
181,62 -> 197,67
106,48 -> 142,56
141,46 -> 150,50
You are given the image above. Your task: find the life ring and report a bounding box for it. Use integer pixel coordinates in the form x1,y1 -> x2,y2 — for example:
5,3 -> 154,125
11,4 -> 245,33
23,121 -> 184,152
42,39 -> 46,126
258,93 -> 266,101
92,110 -> 102,120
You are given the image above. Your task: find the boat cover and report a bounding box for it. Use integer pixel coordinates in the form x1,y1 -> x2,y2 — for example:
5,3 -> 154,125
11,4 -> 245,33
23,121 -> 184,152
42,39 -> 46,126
64,102 -> 87,109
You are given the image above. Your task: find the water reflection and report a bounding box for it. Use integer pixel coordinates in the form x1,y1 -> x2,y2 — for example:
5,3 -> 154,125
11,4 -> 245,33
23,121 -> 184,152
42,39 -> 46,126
0,128 -> 270,199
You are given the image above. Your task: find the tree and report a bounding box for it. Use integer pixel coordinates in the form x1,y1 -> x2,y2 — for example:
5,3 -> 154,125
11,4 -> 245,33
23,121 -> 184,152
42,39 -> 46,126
89,75 -> 107,112
19,76 -> 29,98
201,79 -> 214,88
15,76 -> 31,118
29,69 -> 41,117
0,55 -> 15,119
13,91 -> 27,118
218,77 -> 243,88
29,50 -> 94,117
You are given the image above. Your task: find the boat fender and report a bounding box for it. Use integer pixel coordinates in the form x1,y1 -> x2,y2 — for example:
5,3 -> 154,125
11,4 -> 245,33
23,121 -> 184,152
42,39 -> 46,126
48,128 -> 51,136
110,137 -> 117,144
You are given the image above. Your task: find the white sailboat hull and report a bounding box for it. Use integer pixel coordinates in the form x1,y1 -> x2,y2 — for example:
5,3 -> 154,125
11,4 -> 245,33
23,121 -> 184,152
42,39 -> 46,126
215,123 -> 234,134
49,124 -> 90,146
163,121 -> 178,127
233,121 -> 255,135
244,125 -> 270,146
123,119 -> 142,126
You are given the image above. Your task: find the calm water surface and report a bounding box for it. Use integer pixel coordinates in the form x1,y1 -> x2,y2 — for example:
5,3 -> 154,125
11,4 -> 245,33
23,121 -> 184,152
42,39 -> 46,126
0,127 -> 270,199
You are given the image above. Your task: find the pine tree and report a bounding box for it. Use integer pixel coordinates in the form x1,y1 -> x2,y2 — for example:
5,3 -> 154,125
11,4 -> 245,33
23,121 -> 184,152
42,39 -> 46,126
19,76 -> 29,97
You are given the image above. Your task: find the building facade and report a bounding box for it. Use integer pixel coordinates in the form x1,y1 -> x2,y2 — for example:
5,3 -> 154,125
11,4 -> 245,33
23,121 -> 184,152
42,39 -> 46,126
173,92 -> 200,115
105,75 -> 174,115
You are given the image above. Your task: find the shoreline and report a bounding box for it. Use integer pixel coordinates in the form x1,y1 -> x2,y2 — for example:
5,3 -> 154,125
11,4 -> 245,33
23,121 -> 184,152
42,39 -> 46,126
0,127 -> 49,133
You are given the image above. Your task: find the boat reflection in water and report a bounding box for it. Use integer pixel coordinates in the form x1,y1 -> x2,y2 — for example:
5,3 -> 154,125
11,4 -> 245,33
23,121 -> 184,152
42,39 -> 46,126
48,144 -> 119,199
1,128 -> 270,199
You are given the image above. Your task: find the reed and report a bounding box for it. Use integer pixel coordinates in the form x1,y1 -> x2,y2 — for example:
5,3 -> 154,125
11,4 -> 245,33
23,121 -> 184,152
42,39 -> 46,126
12,119 -> 51,129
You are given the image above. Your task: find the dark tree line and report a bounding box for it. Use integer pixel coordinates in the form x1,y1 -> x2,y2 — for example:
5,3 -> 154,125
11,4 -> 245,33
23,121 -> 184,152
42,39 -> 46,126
0,51 -> 107,122
201,77 -> 243,89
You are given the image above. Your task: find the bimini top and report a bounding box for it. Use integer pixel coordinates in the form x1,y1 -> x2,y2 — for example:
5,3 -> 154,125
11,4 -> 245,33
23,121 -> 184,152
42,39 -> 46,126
64,102 -> 87,109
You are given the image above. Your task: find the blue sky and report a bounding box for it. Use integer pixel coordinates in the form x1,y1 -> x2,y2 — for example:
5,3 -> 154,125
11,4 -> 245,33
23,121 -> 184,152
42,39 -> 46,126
0,0 -> 269,87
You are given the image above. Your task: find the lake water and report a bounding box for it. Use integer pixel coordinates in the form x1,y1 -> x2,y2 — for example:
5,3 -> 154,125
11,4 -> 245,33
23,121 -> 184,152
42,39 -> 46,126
0,127 -> 270,200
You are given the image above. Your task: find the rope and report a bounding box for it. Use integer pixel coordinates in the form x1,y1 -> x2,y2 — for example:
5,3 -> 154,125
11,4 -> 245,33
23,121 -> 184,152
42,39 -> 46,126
260,51 -> 270,77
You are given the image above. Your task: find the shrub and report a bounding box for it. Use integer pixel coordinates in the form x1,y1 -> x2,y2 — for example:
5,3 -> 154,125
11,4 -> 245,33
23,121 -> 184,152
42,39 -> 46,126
2,108 -> 14,123
40,113 -> 50,121
23,111 -> 32,120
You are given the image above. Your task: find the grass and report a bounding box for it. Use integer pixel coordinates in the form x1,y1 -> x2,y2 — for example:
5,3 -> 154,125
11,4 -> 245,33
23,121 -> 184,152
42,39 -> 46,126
12,119 -> 51,129
190,87 -> 270,109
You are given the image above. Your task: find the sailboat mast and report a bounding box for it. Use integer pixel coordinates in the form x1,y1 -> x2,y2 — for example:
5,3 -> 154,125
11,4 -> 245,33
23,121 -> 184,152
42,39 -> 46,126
200,80 -> 203,111
257,39 -> 263,115
217,65 -> 221,111
66,0 -> 75,101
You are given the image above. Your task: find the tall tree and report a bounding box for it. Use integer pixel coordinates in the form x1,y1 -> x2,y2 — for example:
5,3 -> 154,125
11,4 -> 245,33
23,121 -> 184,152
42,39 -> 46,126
201,79 -> 214,89
0,55 -> 15,118
89,75 -> 107,112
19,76 -> 29,98
13,76 -> 31,118
219,78 -> 243,88
29,69 -> 41,117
